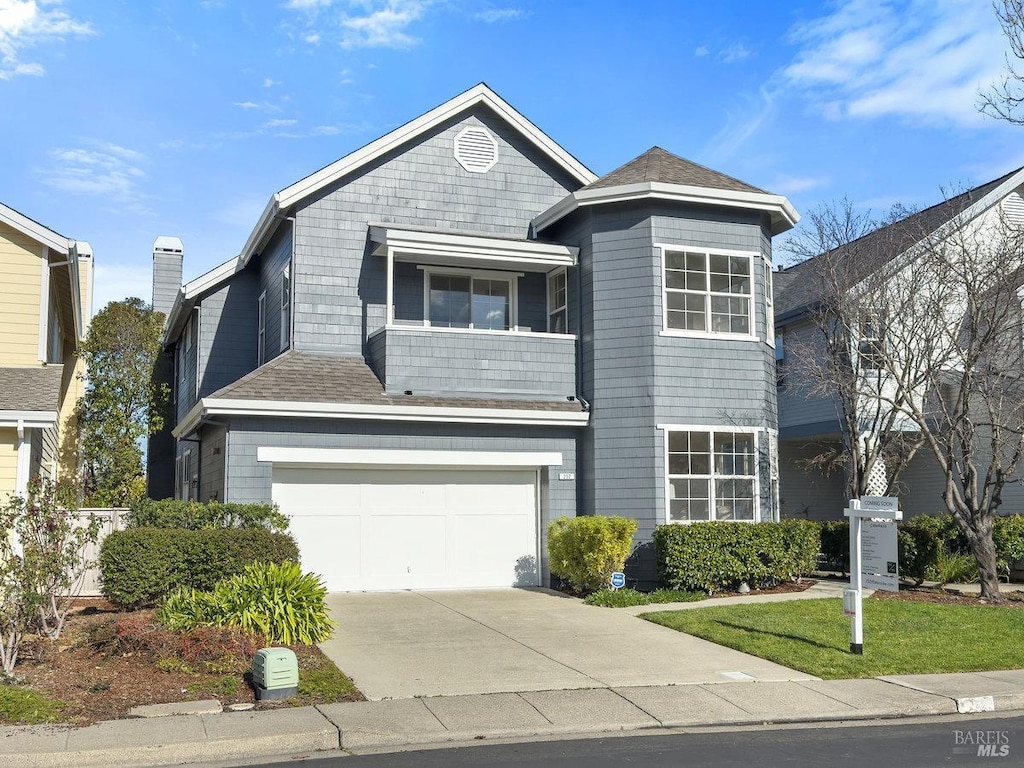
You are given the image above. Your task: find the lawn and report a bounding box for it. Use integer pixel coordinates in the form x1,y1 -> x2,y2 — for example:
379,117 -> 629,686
642,597 -> 1024,679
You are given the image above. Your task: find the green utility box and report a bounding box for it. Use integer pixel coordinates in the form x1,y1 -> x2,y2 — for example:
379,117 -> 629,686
252,647 -> 299,701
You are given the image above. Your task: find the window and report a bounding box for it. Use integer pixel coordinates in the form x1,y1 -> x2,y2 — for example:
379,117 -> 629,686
280,263 -> 291,350
426,271 -> 513,330
257,292 -> 266,366
663,249 -> 753,335
764,258 -> 775,348
858,310 -> 885,369
178,314 -> 197,405
178,450 -> 194,501
667,429 -> 758,522
548,268 -> 567,333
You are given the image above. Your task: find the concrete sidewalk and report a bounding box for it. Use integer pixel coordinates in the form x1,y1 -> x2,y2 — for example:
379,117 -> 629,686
4,671 -> 1024,766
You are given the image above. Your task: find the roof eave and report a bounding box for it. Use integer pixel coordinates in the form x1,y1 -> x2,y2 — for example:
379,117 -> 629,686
533,182 -> 800,235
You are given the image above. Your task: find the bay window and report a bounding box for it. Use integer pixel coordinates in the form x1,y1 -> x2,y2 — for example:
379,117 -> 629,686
667,429 -> 758,522
663,248 -> 754,336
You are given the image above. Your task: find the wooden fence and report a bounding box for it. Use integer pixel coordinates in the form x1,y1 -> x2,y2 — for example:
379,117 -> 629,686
77,508 -> 126,597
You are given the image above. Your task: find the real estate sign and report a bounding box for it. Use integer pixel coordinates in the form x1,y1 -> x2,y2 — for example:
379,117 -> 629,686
861,520 -> 899,592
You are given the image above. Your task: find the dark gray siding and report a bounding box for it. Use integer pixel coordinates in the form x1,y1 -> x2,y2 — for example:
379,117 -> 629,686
778,439 -> 846,520
776,318 -> 841,438
292,106 -> 579,356
221,417 -> 580,583
198,424 -> 226,502
175,311 -> 199,424
366,327 -> 576,399
152,252 -> 183,319
197,271 -> 260,397
256,221 -> 293,364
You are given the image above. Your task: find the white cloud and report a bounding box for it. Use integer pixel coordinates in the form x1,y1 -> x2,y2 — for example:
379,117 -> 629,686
720,43 -> 752,63
41,143 -> 147,202
474,8 -> 524,23
262,77 -> 279,88
0,0 -> 93,79
783,0 -> 1007,126
233,100 -> 261,109
287,0 -> 432,49
694,45 -> 709,57
264,117 -> 298,127
768,175 -> 830,195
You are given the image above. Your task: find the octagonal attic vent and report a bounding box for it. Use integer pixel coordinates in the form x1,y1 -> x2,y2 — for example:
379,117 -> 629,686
454,126 -> 498,173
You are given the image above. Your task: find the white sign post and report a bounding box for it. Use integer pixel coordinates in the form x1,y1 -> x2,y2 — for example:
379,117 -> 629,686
843,497 -> 902,655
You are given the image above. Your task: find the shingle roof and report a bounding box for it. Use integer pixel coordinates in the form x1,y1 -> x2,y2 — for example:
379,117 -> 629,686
774,169 -> 1021,319
582,147 -> 767,194
208,351 -> 584,412
0,366 -> 65,412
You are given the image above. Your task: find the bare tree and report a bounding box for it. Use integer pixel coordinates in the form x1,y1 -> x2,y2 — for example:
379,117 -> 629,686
780,202 -> 925,502
980,0 -> 1024,123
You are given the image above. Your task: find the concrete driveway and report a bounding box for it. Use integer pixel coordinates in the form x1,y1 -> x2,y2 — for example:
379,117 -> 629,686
319,588 -> 814,700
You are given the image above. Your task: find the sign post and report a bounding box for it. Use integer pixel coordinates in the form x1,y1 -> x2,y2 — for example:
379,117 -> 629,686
843,496 -> 901,655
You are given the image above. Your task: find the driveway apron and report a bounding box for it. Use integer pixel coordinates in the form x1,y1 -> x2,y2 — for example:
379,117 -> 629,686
319,588 -> 814,700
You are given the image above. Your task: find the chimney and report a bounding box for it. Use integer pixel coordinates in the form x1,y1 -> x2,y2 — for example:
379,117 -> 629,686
72,241 -> 94,335
152,236 -> 183,318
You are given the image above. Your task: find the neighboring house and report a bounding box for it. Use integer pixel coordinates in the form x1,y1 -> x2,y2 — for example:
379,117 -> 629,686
0,203 -> 93,502
148,84 -> 797,590
774,166 -> 1024,520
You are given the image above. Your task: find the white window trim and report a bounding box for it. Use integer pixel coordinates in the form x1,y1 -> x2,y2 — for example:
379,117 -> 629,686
657,244 -> 758,340
658,424 -> 763,525
764,257 -> 775,349
420,265 -> 520,331
280,262 -> 291,351
547,267 -> 568,333
257,291 -> 266,366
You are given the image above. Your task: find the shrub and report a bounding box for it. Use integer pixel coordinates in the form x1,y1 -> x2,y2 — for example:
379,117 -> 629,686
125,499 -> 288,532
158,561 -> 334,645
583,587 -> 704,607
99,527 -> 299,609
547,516 -> 637,594
654,520 -> 820,594
818,520 -> 850,572
993,515 -> 1024,575
926,548 -> 979,585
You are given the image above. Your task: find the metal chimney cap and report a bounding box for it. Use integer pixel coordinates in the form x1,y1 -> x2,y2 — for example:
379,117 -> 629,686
153,235 -> 183,254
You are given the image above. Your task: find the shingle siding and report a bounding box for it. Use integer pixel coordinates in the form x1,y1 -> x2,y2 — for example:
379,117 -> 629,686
256,222 -> 293,364
198,271 -> 260,398
292,106 -> 578,356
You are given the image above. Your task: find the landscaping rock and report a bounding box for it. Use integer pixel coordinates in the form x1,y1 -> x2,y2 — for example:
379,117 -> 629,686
129,699 -> 223,718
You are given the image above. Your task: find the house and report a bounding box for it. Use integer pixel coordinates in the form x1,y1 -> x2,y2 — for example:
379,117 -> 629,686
0,203 -> 93,502
774,166 -> 1024,520
149,84 -> 796,590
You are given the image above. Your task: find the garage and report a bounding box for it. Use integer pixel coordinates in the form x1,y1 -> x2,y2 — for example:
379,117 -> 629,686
271,465 -> 542,591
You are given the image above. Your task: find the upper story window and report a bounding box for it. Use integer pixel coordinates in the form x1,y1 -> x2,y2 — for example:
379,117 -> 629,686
280,262 -> 291,351
257,291 -> 266,366
667,429 -> 757,522
662,248 -> 754,337
764,258 -> 775,348
177,313 -> 197,405
858,310 -> 885,370
425,268 -> 515,331
548,268 -> 567,333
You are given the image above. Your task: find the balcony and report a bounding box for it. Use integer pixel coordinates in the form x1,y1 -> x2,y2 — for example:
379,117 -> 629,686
367,326 -> 577,401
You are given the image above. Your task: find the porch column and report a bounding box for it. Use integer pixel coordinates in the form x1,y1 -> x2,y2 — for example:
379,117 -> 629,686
385,246 -> 395,326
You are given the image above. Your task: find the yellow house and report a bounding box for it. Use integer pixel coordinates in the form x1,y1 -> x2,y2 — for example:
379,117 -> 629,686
0,203 -> 93,502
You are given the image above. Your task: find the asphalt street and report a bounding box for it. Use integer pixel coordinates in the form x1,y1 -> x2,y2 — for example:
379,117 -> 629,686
242,714 -> 1024,768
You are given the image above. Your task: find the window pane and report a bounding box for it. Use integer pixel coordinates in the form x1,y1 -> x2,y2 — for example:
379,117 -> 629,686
548,270 -> 566,308
666,251 -> 687,271
550,307 -> 567,334
429,275 -> 471,328
472,279 -> 509,330
714,432 -> 755,475
711,295 -> 749,334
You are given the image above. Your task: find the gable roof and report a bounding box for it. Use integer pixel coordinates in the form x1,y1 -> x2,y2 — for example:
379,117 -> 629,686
238,83 -> 597,267
533,146 -> 798,236
774,167 -> 1024,320
0,202 -> 71,253
582,147 -> 766,194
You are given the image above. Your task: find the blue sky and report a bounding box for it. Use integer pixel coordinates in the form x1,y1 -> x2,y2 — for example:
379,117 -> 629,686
1,0 -> 1021,312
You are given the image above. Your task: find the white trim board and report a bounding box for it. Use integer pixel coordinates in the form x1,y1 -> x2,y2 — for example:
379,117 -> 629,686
174,397 -> 589,437
370,225 -> 578,267
533,181 -> 800,236
0,203 -> 71,253
0,411 -> 58,430
258,447 -> 563,468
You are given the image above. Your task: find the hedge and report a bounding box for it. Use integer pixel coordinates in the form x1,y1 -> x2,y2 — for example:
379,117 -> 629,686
547,516 -> 637,593
654,520 -> 819,594
813,514 -> 1024,581
99,527 -> 299,609
124,499 -> 288,532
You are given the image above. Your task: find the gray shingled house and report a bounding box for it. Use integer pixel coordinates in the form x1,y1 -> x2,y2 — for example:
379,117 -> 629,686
148,84 -> 797,590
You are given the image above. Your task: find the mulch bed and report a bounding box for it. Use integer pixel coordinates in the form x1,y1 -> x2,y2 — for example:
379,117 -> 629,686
872,586 -> 1024,608
12,599 -> 358,725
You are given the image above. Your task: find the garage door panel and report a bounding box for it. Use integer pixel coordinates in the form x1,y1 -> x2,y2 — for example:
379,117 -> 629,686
272,466 -> 540,591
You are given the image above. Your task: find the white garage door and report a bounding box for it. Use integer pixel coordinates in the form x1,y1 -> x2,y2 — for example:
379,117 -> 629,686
272,467 -> 540,591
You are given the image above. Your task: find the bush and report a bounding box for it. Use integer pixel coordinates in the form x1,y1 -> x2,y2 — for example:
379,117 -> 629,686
654,520 -> 820,594
125,499 -> 288,532
99,527 -> 299,609
547,516 -> 637,594
158,561 -> 334,645
818,520 -> 850,572
583,587 -> 704,607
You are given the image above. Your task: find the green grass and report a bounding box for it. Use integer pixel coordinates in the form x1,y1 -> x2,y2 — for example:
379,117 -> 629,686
584,587 -> 706,607
0,684 -> 64,724
643,598 -> 1024,679
294,651 -> 361,703
186,675 -> 240,697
